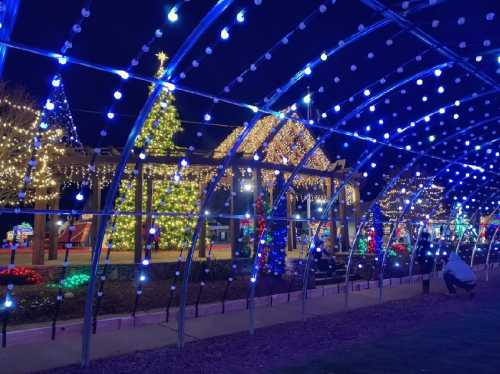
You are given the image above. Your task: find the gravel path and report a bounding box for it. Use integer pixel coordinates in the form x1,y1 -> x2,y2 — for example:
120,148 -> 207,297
40,277 -> 499,374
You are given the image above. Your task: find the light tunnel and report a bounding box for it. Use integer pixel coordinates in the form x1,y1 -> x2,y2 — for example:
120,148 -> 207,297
0,0 -> 498,368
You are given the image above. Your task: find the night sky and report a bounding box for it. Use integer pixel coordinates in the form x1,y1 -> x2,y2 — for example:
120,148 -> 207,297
1,0 -> 499,234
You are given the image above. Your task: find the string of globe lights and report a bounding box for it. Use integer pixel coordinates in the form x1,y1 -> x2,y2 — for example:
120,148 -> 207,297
50,20 -> 189,341
16,2 -> 93,207
200,0 -> 450,127
1,1 -> 95,337
175,4 -> 499,342
341,139 -> 498,304
237,41 -> 500,322
173,1 -> 263,83
0,54 -> 495,220
252,105 -> 499,317
0,0 -> 496,350
5,38 -> 498,177
73,24 -> 177,204
200,0 -> 338,123
388,169 -> 494,284
343,145 -> 498,306
82,1 -> 237,365
130,158 -> 194,319
247,69 -> 499,290
249,65 -> 499,227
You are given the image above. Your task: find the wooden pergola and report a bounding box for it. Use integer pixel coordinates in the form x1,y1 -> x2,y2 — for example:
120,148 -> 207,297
29,114 -> 362,265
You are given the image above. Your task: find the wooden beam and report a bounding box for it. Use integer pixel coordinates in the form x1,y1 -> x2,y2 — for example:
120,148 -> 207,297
326,178 -> 338,252
89,175 -> 101,248
339,188 -> 349,252
286,191 -> 296,251
253,167 -> 262,257
229,166 -> 240,258
60,153 -> 347,179
48,187 -> 60,260
198,183 -> 207,258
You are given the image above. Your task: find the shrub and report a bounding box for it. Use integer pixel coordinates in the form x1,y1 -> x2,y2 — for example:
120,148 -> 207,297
0,267 -> 43,285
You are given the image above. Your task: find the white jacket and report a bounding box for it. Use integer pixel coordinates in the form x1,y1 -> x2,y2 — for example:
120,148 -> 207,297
443,253 -> 476,283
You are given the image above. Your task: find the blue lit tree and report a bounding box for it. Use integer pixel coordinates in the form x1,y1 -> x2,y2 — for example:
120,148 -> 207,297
267,173 -> 287,277
41,74 -> 81,148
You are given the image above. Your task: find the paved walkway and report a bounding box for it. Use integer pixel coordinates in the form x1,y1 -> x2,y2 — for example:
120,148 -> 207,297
0,270 -> 492,373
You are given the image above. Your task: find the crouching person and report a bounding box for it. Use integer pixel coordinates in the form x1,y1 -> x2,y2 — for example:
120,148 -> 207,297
443,252 -> 476,296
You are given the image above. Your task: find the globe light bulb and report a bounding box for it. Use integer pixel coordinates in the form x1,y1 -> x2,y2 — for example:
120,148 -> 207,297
113,90 -> 122,100
236,10 -> 245,23
167,7 -> 178,23
220,27 -> 230,40
45,100 -> 55,110
76,193 -> 84,201
116,70 -> 129,80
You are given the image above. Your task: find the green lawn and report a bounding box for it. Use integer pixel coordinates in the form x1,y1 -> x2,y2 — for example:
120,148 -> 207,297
276,297 -> 500,374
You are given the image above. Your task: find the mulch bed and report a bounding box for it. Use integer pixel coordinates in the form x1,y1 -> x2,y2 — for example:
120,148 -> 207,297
5,274 -> 303,325
38,276 -> 500,374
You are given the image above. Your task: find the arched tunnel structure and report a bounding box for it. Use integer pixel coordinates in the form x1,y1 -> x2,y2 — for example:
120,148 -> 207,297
0,0 -> 498,368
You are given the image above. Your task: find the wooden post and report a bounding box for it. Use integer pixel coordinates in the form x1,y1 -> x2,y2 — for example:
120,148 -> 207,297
286,191 -> 296,251
145,174 -> 153,235
48,186 -> 60,260
198,183 -> 207,258
339,187 -> 349,252
253,167 -> 262,257
89,175 -> 101,248
32,189 -> 46,265
134,163 -> 143,264
229,167 -> 240,258
326,178 -> 338,252
352,182 -> 361,228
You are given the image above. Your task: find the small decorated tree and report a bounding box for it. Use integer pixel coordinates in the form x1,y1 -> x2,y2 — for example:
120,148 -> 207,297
267,173 -> 287,277
256,196 -> 271,270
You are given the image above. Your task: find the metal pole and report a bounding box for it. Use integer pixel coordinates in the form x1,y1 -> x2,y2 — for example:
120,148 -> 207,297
174,0 -> 235,349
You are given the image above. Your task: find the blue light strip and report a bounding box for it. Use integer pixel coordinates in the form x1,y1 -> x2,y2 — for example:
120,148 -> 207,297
0,0 -> 20,77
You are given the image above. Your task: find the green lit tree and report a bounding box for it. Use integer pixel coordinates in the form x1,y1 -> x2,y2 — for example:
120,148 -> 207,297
113,53 -> 199,251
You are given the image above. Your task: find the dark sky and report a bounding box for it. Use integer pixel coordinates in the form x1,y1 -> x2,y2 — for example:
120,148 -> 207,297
1,0 -> 499,234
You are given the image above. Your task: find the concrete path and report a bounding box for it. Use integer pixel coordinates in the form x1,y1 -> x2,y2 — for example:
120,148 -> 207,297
0,272 -> 487,374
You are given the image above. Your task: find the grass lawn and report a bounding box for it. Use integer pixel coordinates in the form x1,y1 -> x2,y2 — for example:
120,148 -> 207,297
277,292 -> 500,374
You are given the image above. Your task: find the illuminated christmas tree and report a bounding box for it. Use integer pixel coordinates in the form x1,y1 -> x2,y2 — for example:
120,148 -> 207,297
451,203 -> 469,239
0,82 -> 71,205
379,175 -> 448,222
113,53 -> 199,251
